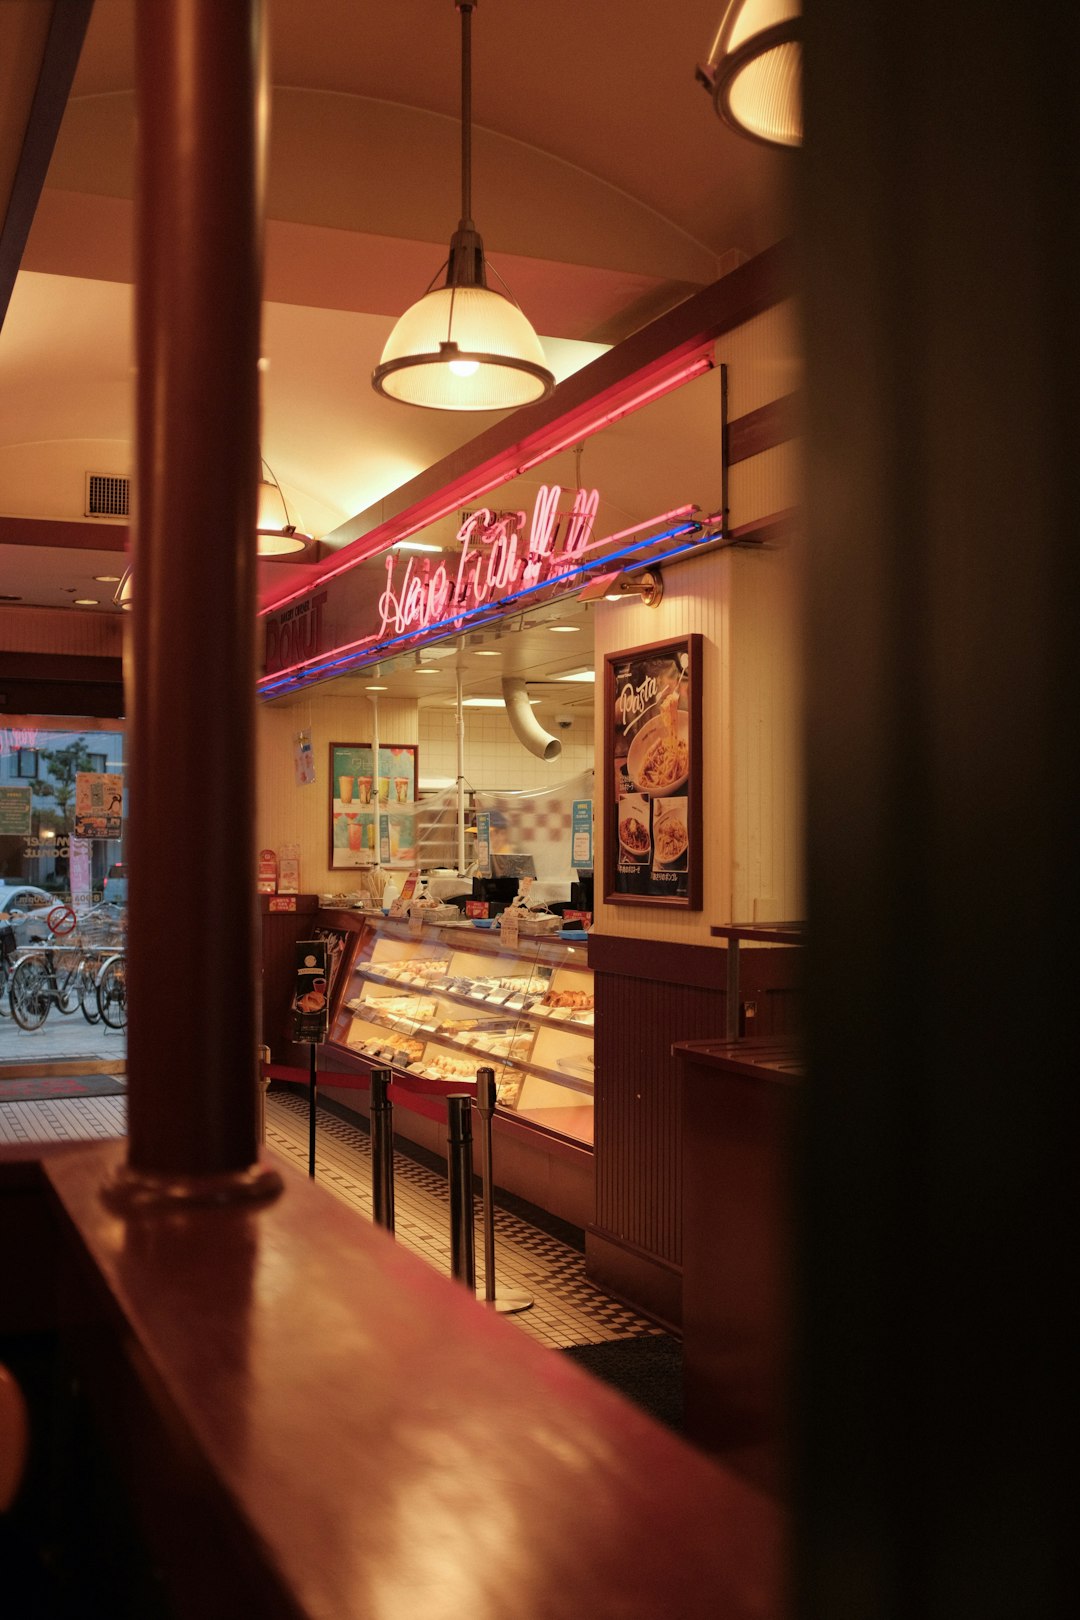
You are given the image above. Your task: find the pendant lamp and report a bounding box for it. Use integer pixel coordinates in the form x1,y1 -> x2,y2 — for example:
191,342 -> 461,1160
698,0 -> 802,150
256,459 -> 311,556
372,2 -> 555,412
113,568 -> 133,611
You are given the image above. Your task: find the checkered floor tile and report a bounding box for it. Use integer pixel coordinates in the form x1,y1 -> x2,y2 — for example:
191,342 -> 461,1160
266,1090 -> 663,1350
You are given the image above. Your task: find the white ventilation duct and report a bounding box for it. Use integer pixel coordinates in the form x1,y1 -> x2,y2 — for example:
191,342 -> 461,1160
502,678 -> 561,761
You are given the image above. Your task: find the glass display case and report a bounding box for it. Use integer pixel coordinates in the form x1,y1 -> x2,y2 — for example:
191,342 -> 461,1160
327,914 -> 594,1146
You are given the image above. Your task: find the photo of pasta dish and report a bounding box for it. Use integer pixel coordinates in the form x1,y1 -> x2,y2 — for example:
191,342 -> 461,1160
654,816 -> 688,865
639,731 -> 689,791
619,814 -> 650,854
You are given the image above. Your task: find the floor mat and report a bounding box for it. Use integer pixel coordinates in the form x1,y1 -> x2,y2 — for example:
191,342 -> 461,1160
562,1334 -> 684,1434
0,1072 -> 127,1103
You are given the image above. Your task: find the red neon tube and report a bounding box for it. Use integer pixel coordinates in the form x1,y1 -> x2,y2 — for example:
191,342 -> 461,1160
259,353 -> 714,616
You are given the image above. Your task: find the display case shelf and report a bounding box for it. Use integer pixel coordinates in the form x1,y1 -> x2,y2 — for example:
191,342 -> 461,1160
348,964 -> 595,1035
325,913 -> 595,1146
343,999 -> 594,1096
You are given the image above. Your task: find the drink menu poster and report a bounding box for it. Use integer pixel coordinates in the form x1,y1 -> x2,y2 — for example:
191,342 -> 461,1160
329,742 -> 419,869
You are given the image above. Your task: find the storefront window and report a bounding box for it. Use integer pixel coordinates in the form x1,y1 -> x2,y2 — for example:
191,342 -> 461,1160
0,722 -> 127,905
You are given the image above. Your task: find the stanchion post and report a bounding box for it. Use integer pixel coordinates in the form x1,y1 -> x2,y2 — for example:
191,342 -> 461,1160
256,1045 -> 270,1146
446,1094 -> 476,1289
476,1068 -> 498,1301
308,1045 -> 317,1180
369,1067 -> 395,1234
474,1068 -> 533,1314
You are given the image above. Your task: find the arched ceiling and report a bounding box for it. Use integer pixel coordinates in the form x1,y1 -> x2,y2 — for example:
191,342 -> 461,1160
0,0 -> 792,614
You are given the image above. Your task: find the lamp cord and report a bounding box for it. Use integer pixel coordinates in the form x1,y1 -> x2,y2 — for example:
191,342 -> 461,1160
458,2 -> 474,227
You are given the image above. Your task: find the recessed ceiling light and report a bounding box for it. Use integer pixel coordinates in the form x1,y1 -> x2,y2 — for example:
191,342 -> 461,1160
471,649 -> 501,657
74,598 -> 100,606
415,667 -> 439,675
556,669 -> 596,683
366,684 -> 388,691
453,697 -> 541,708
395,540 -> 443,553
547,624 -> 579,633
93,574 -> 121,583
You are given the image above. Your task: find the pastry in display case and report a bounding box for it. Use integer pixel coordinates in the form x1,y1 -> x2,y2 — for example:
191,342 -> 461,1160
327,914 -> 594,1145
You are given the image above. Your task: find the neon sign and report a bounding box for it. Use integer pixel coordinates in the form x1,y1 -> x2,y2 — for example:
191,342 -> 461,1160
376,483 -> 600,642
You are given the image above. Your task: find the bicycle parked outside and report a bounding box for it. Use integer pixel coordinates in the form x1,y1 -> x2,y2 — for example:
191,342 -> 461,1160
96,952 -> 127,1030
7,902 -> 126,1031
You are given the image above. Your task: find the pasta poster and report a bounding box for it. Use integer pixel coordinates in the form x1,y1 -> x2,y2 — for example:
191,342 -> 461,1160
604,634 -> 702,909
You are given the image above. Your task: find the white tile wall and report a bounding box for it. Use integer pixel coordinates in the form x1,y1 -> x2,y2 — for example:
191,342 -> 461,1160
418,706 -> 594,792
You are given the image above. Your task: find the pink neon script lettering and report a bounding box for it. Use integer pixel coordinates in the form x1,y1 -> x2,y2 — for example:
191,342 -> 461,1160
375,484 -> 600,640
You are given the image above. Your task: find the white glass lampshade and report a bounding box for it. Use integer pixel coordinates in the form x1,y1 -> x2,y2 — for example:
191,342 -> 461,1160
113,569 -> 133,611
256,474 -> 310,556
373,284 -> 554,412
710,0 -> 801,149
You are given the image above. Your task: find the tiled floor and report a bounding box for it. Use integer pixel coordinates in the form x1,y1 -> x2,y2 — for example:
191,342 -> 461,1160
265,1090 -> 663,1350
0,1084 -> 663,1352
0,1093 -> 126,1145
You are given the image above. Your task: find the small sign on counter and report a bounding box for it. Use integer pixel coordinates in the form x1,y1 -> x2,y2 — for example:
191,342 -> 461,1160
388,871 -> 419,918
278,843 -> 300,893
269,895 -> 298,912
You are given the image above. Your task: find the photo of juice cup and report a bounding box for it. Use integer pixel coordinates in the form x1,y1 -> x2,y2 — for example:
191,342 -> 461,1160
357,776 -> 372,804
378,776 -> 390,803
347,817 -> 363,852
394,776 -> 409,804
338,774 -> 354,804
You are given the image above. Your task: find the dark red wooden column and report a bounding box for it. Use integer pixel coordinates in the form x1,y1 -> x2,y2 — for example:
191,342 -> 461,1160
112,0 -> 280,1204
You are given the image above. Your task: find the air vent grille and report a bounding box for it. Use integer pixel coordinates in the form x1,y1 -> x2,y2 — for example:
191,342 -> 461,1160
85,473 -> 130,518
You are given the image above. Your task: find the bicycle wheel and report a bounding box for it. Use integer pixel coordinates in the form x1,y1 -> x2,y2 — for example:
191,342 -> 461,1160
97,957 -> 127,1030
79,959 -> 102,1024
10,955 -> 54,1031
56,953 -> 83,1015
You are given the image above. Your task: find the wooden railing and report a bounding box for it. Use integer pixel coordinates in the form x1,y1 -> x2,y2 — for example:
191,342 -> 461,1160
1,1141 -> 782,1619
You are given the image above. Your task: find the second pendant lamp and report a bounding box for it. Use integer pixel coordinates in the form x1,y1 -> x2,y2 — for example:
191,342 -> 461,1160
372,1 -> 555,412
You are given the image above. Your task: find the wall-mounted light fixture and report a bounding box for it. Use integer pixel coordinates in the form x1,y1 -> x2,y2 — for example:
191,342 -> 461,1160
697,0 -> 801,149
578,566 -> 664,608
372,2 -> 555,411
257,460 -> 312,556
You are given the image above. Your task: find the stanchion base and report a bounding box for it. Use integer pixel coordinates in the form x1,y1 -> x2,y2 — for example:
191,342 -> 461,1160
479,1288 -> 533,1314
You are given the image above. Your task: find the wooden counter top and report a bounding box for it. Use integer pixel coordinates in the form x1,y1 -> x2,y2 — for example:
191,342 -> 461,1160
673,1038 -> 804,1084
40,1142 -> 782,1619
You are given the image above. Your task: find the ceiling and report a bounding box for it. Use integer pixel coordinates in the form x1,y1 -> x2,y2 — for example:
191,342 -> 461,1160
0,0 -> 790,620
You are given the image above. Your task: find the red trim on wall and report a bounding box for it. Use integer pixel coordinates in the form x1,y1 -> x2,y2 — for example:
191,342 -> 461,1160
0,653 -> 123,685
727,392 -> 801,465
0,515 -> 129,552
